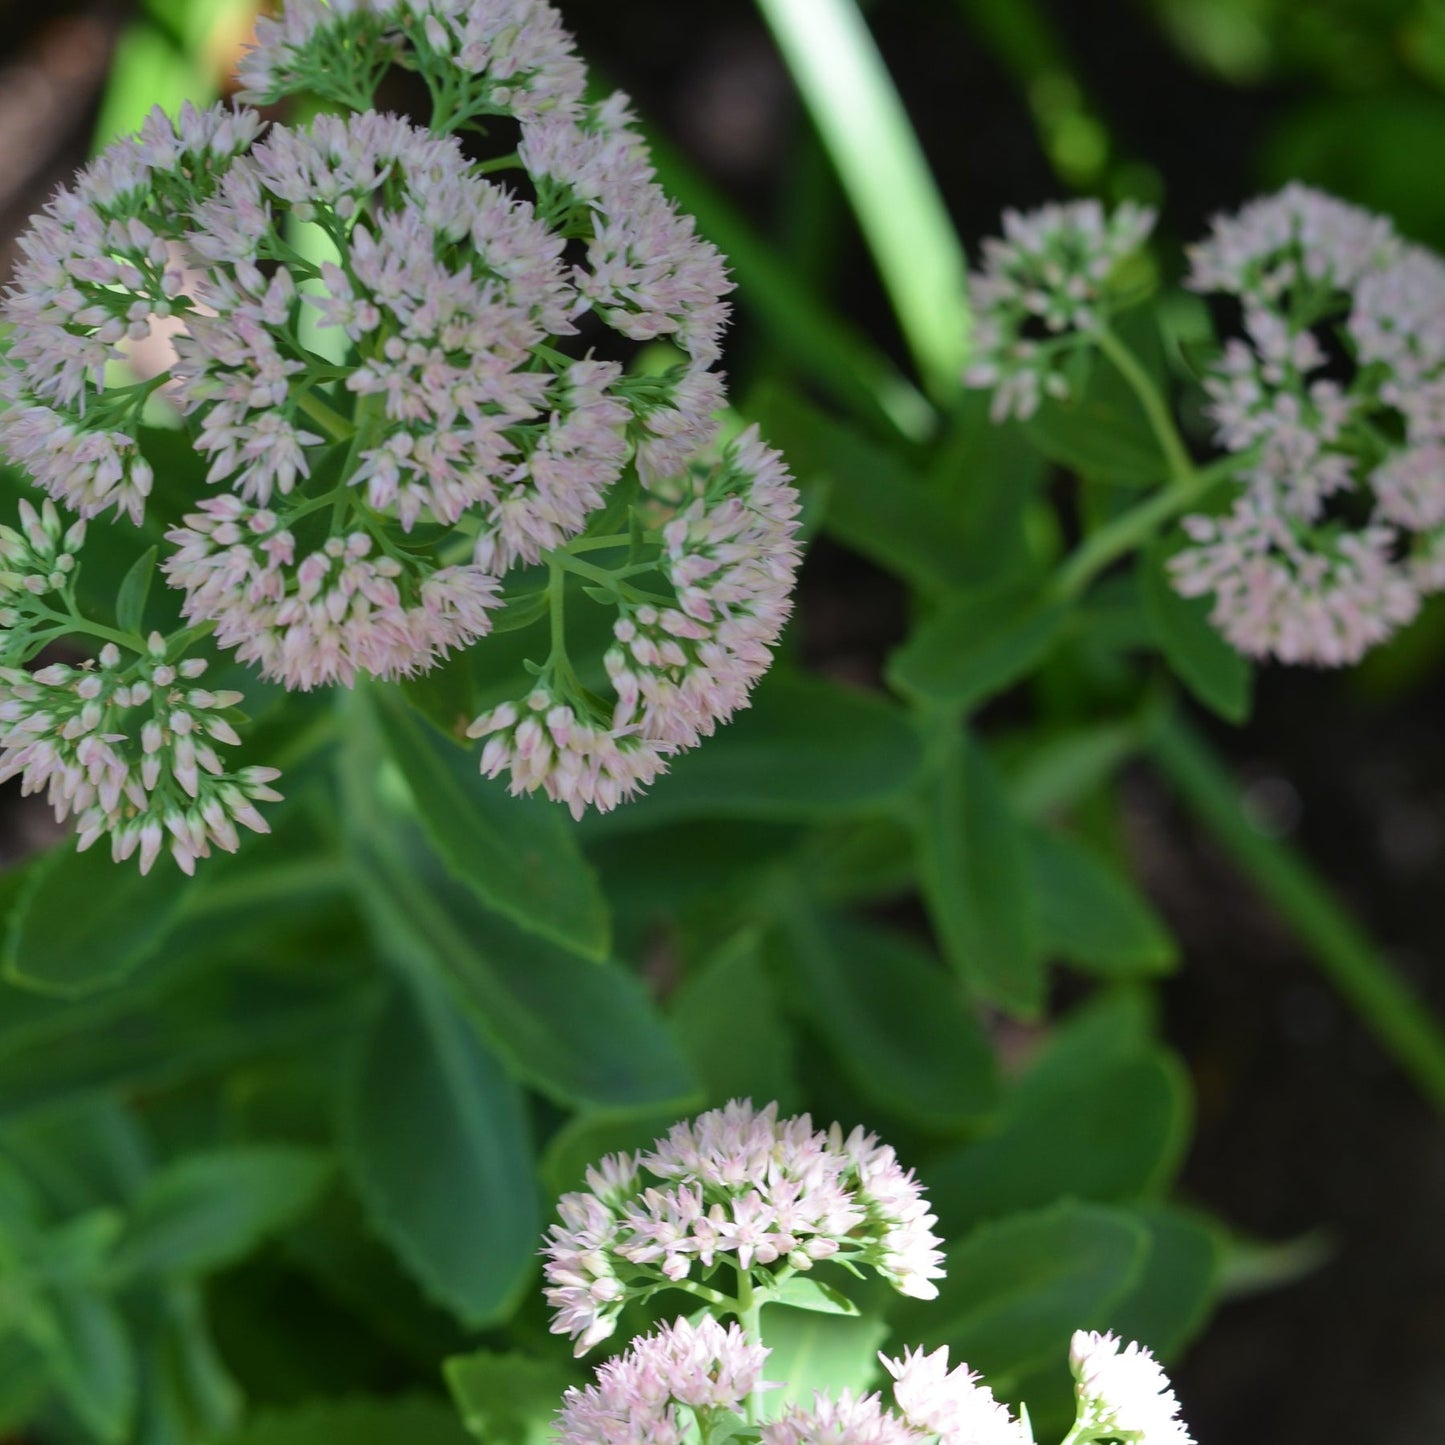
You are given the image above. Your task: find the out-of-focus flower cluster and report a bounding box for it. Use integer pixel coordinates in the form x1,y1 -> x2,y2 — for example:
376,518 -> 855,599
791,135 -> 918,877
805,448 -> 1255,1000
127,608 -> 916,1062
0,0 -> 802,869
553,1319 -> 1191,1445
542,1099 -> 945,1355
1173,184 -> 1445,666
963,200 -> 1157,421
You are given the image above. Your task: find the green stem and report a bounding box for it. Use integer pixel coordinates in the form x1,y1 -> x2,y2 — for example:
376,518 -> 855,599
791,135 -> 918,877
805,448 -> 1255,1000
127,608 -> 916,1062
1149,711 -> 1445,1114
736,1269 -> 764,1425
295,388 -> 355,443
36,605 -> 145,656
1051,454 -> 1237,601
1096,324 -> 1194,483
566,533 -> 634,555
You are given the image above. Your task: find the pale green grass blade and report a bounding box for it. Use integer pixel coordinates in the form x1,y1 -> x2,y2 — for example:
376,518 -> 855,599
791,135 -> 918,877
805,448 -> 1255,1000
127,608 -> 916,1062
757,0 -> 971,403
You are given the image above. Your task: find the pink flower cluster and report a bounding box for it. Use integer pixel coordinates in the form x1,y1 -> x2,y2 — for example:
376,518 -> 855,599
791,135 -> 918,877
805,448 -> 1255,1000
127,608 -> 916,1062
1176,184 -> 1445,665
554,1317 -> 769,1445
542,1100 -> 945,1355
0,0 -> 798,855
963,200 -> 1157,421
470,427 -> 801,816
1070,1331 -> 1194,1445
0,637 -> 280,875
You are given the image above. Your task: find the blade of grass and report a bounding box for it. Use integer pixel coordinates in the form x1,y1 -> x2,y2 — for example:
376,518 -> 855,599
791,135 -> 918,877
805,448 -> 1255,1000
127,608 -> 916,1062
646,130 -> 934,443
1148,710 -> 1445,1114
755,0 -> 970,403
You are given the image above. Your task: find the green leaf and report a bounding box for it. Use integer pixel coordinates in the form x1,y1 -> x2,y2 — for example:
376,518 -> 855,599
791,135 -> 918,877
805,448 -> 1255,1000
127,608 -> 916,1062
372,689 -> 610,959
444,1350 -> 577,1445
359,854 -> 697,1113
341,972 -> 539,1328
1107,1205 -> 1224,1360
758,1306 -> 888,1413
780,910 -> 998,1128
913,731 -> 1045,1016
115,546 -> 158,636
222,1395 -> 472,1445
891,1202 -> 1148,1388
5,844 -> 192,999
540,1110 -> 682,1199
887,584 -> 1069,713
1141,538 -> 1252,723
109,1147 -> 331,1283
926,1046 -> 1191,1236
1028,828 -> 1179,977
766,1277 -> 860,1316
671,932 -> 801,1111
134,1285 -> 242,1445
755,388 -> 1032,596
587,674 -> 924,831
755,0 -> 970,400
31,1287 -> 137,1445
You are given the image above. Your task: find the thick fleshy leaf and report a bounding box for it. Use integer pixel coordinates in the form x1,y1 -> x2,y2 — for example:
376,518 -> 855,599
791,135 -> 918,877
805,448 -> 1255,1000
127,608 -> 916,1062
445,1350 -> 578,1445
913,730 -> 1045,1016
359,854 -> 697,1114
671,932 -> 801,1111
891,1201 -> 1148,1389
5,845 -> 192,999
587,674 -> 924,831
1142,538 -> 1252,723
31,1287 -> 137,1445
925,1045 -> 1191,1236
341,971 -> 539,1328
888,584 -> 1069,713
1029,827 -> 1179,977
780,910 -> 998,1128
221,1395 -> 472,1445
758,1307 -> 888,1413
1107,1205 -> 1224,1360
108,1147 -> 331,1283
373,691 -> 609,960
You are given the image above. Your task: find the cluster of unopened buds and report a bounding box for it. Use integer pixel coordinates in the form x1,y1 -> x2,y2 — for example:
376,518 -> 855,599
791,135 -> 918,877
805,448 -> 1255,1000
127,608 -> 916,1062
0,0 -> 801,872
544,1102 -> 1194,1445
964,186 -> 1445,668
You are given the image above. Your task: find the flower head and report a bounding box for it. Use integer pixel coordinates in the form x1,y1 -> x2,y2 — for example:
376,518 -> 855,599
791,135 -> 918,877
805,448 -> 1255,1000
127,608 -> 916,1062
0,0 -> 791,868
1175,185 -> 1445,665
763,1392 -> 926,1445
963,199 -> 1156,421
881,1347 -> 1031,1445
1069,1331 -> 1192,1445
542,1100 -> 944,1355
554,1316 -> 769,1445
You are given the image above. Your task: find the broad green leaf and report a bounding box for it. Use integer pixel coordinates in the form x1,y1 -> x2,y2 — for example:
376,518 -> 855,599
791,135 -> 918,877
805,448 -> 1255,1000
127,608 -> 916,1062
756,389 -> 1012,596
1003,720 -> 1143,821
0,1338 -> 48,1435
780,910 -> 998,1128
445,1350 -> 578,1445
115,546 -> 158,636
1002,1205 -> 1224,1440
372,689 -> 610,959
134,1285 -> 242,1445
913,731 -> 1045,1016
586,674 -> 924,831
359,854 -> 697,1113
888,585 -> 1069,713
1141,538 -> 1252,723
766,1277 -> 859,1316
926,1047 -> 1191,1236
758,1306 -> 888,1414
32,1287 -> 137,1445
1028,828 -> 1179,977
1107,1205 -> 1224,1360
222,1395 -> 472,1445
341,972 -> 539,1327
109,1147 -> 331,1283
891,1202 -> 1147,1388
671,932 -> 802,1111
755,0 -> 970,400
5,844 -> 192,999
